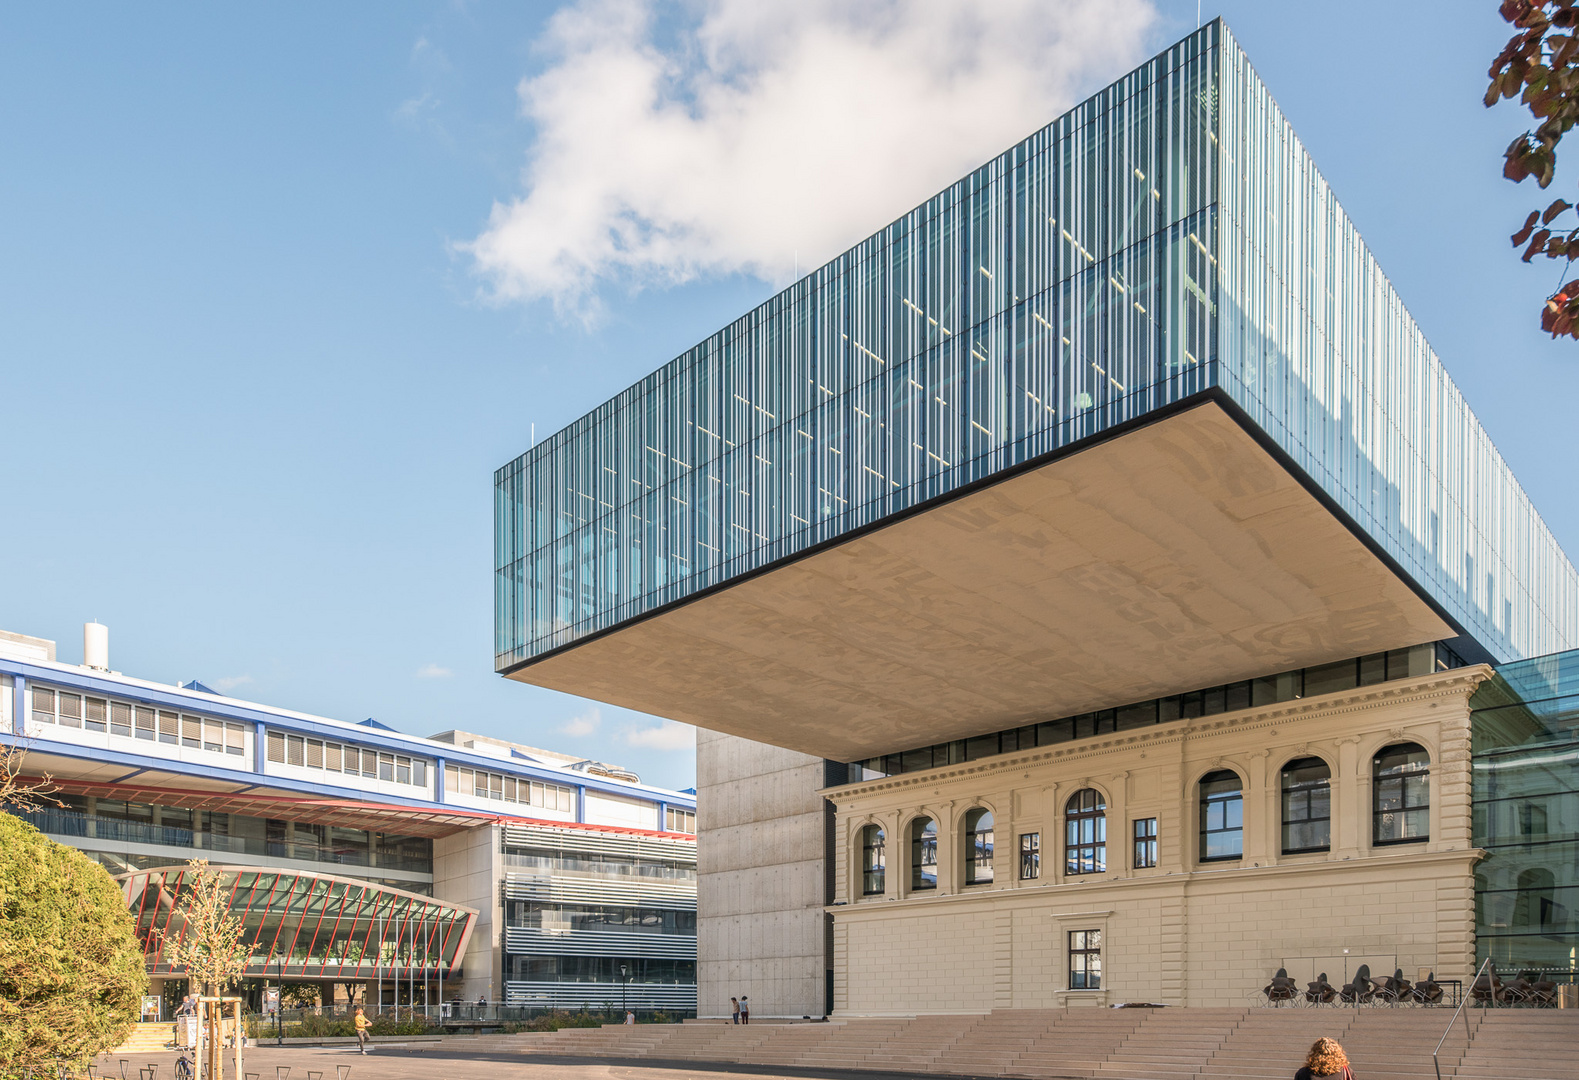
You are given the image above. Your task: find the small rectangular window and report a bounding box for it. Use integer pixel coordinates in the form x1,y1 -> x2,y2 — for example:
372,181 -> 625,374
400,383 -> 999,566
224,722 -> 246,756
378,754 -> 394,782
306,739 -> 324,768
326,742 -> 342,771
135,706 -> 156,740
180,715 -> 201,748
84,697 -> 107,732
1069,929 -> 1102,989
473,771 -> 488,798
58,693 -> 82,728
412,760 -> 426,788
504,777 -> 518,803
445,765 -> 460,793
203,719 -> 224,753
1020,832 -> 1041,879
158,711 -> 180,745
267,730 -> 285,763
1133,818 -> 1158,869
559,787 -> 573,812
110,701 -> 133,737
287,735 -> 305,766
396,757 -> 411,785
362,750 -> 377,778
489,773 -> 504,800
30,686 -> 55,723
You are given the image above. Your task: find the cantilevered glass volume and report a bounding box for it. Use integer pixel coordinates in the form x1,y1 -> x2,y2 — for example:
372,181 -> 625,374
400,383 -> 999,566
495,20 -> 1578,676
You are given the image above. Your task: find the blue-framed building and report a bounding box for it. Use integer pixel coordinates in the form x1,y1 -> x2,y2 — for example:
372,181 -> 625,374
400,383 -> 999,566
0,624 -> 697,1017
492,22 -> 1578,1014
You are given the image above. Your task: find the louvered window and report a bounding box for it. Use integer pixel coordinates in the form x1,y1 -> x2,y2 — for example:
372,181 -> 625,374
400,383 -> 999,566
306,740 -> 324,768
135,706 -> 156,740
224,722 -> 245,756
85,697 -> 107,732
30,686 -> 54,722
267,730 -> 285,763
180,715 -> 201,748
504,777 -> 517,802
287,735 -> 305,766
58,693 -> 82,728
111,701 -> 132,737
378,753 -> 394,782
396,756 -> 411,784
412,760 -> 426,787
158,711 -> 179,744
472,770 -> 487,798
326,743 -> 342,771
361,749 -> 377,778
445,765 -> 461,793
202,719 -> 223,752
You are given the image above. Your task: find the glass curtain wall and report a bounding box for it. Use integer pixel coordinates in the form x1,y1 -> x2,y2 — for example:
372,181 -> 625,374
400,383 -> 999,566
1214,25 -> 1578,663
495,25 -> 1222,669
1471,649 -> 1579,980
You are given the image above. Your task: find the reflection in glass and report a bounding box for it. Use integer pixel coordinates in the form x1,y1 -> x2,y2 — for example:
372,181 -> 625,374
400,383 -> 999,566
1020,832 -> 1041,880
1065,789 -> 1107,875
910,818 -> 937,891
1199,770 -> 1243,860
1281,757 -> 1332,853
1374,743 -> 1430,844
1069,929 -> 1102,989
861,824 -> 886,895
964,809 -> 994,885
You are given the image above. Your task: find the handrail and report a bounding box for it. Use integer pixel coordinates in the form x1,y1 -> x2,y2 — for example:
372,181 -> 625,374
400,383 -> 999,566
1434,957 -> 1494,1080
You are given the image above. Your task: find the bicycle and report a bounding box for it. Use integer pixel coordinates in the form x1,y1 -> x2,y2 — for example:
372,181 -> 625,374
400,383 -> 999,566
173,1051 -> 194,1080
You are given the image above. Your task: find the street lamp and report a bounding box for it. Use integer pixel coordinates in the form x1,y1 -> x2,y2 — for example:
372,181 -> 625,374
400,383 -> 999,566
620,964 -> 629,1017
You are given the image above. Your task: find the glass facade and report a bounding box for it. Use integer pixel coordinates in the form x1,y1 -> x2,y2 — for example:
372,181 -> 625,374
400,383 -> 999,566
496,20 -> 1577,680
1472,649 -> 1579,978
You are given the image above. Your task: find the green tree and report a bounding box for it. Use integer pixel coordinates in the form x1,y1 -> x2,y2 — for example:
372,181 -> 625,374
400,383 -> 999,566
1488,1 -> 1579,336
0,811 -> 147,1073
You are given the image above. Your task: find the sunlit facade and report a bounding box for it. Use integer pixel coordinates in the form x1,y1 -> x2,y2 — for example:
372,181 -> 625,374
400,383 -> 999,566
495,20 -> 1577,678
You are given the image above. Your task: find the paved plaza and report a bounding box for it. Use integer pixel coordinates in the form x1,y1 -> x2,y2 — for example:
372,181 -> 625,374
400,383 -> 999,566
93,1043 -> 973,1080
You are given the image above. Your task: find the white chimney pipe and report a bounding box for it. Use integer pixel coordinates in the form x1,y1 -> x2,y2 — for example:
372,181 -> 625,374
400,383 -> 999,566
84,622 -> 108,671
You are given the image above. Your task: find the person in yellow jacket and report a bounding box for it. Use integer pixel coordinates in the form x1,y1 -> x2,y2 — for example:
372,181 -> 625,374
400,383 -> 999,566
354,1007 -> 372,1054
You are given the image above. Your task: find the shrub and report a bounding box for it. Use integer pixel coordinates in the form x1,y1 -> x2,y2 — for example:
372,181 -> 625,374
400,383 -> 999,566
0,813 -> 147,1073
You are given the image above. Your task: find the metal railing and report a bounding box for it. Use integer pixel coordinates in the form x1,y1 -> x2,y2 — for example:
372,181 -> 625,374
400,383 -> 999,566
1434,957 -> 1494,1080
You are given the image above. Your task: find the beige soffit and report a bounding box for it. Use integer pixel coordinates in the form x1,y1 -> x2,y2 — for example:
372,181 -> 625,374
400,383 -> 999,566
508,401 -> 1452,761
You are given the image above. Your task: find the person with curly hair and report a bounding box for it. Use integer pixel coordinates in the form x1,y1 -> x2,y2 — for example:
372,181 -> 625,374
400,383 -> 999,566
1295,1037 -> 1354,1080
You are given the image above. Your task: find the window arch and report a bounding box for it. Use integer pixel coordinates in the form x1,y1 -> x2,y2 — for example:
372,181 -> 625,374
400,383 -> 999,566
1064,789 -> 1107,875
964,808 -> 994,885
1373,742 -> 1430,844
1281,756 -> 1332,854
1199,769 -> 1243,860
860,824 -> 886,895
910,817 -> 938,891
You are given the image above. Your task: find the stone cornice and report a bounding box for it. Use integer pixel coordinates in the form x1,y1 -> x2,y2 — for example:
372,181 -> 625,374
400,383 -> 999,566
820,666 -> 1493,802
826,846 -> 1485,919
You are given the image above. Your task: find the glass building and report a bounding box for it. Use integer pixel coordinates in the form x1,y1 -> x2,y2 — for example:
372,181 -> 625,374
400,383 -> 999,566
1473,649 -> 1579,978
495,19 -> 1578,679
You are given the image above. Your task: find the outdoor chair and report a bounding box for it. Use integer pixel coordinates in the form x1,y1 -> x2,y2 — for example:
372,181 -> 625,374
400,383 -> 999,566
1470,971 -> 1504,1005
1411,972 -> 1444,1005
1263,967 -> 1298,1005
1529,977 -> 1558,1007
1504,974 -> 1536,1005
1340,964 -> 1374,1005
1305,973 -> 1338,1005
1374,968 -> 1412,1005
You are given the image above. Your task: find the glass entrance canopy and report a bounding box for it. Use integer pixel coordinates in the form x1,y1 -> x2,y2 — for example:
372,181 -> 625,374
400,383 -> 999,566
495,20 -> 1577,684
120,866 -> 476,979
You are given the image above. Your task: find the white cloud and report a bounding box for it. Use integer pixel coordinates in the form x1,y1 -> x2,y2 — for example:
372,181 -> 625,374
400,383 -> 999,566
561,707 -> 602,737
415,663 -> 454,679
462,0 -> 1159,317
211,675 -> 253,692
623,719 -> 695,751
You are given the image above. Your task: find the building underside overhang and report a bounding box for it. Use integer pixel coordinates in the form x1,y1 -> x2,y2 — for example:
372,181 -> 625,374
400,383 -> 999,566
16,762 -> 492,838
508,401 -> 1454,762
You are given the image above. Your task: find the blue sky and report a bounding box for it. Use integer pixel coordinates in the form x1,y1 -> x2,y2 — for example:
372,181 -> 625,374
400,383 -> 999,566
3,1 -> 1575,792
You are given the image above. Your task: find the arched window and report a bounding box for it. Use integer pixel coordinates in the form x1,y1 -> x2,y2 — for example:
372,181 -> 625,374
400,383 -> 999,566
1373,743 -> 1429,844
1064,789 -> 1106,875
964,808 -> 994,885
1199,769 -> 1243,861
1281,757 -> 1332,854
860,824 -> 886,895
910,817 -> 937,891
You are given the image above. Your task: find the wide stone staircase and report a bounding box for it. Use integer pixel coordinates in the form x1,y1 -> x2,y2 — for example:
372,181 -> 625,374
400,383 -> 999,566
519,1006 -> 1578,1079
111,1022 -> 174,1054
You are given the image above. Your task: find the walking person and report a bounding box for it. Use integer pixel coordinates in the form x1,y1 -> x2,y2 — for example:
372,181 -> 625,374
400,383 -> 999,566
740,995 -> 749,1025
730,997 -> 740,1024
353,1006 -> 372,1055
1295,1037 -> 1354,1080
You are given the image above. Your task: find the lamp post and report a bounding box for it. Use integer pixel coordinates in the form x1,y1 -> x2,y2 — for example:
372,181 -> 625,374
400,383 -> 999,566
275,954 -> 284,1047
620,964 -> 629,1017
